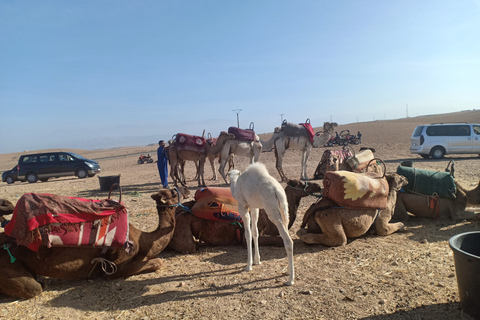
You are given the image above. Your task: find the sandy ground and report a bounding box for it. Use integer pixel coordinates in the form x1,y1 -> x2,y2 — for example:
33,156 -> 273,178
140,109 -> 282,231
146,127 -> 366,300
1,110 -> 480,319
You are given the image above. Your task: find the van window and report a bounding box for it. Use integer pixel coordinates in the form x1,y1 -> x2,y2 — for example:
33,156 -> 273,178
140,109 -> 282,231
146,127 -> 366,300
22,156 -> 38,163
448,125 -> 470,136
474,125 -> 480,135
412,126 -> 424,137
59,153 -> 74,162
426,125 -> 448,136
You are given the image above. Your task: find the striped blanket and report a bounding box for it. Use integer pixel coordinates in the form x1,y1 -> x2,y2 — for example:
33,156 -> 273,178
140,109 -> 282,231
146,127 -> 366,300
4,193 -> 130,252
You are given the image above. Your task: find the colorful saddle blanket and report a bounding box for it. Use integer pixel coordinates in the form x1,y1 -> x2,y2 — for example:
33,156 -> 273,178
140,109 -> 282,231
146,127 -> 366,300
192,187 -> 242,223
323,171 -> 389,209
176,133 -> 206,153
228,127 -> 256,142
4,193 -> 130,252
396,166 -> 456,199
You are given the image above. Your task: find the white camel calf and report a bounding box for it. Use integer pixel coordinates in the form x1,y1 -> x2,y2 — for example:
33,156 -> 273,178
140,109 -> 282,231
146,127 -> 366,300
229,162 -> 295,286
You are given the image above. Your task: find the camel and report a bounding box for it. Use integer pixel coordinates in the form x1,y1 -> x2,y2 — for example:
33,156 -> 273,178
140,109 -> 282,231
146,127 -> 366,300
0,188 -> 187,300
205,133 -> 236,180
298,173 -> 408,247
169,132 -> 235,187
218,136 -> 263,184
393,179 -> 480,220
229,162 -> 295,286
274,122 -> 338,181
168,179 -> 322,253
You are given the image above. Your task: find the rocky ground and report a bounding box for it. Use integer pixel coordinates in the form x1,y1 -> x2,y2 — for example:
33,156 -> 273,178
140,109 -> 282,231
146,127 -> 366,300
1,110 -> 480,319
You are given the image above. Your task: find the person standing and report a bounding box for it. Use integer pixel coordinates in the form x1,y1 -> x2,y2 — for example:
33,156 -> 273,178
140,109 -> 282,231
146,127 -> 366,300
157,140 -> 169,188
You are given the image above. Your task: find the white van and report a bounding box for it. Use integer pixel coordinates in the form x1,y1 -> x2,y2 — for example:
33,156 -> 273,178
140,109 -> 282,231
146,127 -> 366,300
410,123 -> 480,159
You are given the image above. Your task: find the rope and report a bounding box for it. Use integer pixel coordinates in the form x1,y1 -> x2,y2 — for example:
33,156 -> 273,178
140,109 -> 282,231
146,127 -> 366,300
90,257 -> 118,276
156,188 -> 193,215
3,244 -> 16,263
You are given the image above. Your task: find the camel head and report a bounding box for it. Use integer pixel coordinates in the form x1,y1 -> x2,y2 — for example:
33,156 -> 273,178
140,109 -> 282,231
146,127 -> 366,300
286,180 -> 322,195
228,169 -> 241,187
219,131 -> 236,140
385,173 -> 408,192
151,188 -> 190,205
323,122 -> 339,134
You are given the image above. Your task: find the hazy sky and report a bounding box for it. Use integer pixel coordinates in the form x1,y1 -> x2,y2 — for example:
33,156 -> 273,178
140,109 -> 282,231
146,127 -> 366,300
1,1 -> 479,153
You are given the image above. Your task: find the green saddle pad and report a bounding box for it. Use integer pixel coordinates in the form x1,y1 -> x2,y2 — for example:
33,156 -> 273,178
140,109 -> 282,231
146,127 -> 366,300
396,166 -> 456,199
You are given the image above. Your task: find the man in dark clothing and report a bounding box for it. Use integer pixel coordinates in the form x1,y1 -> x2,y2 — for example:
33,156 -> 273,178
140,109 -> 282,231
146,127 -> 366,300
157,140 -> 169,188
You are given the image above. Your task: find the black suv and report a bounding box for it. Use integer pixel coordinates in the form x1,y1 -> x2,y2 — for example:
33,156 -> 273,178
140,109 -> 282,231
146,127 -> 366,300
2,152 -> 101,184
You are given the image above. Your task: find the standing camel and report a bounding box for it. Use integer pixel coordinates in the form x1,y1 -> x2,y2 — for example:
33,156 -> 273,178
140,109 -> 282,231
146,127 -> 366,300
168,132 -> 235,187
274,122 -> 338,181
218,136 -> 263,184
229,162 -> 295,286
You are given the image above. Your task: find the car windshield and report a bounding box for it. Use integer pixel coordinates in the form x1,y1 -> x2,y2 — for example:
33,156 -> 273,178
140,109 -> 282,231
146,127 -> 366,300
67,153 -> 87,160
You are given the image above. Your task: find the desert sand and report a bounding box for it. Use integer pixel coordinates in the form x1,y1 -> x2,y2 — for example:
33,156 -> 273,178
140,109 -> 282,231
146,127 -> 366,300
1,110 -> 480,319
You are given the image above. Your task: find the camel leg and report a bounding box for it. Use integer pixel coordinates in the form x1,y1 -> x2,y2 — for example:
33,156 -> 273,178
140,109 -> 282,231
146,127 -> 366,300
375,210 -> 405,236
198,159 -> 206,187
251,208 -> 261,265
0,254 -> 43,299
109,257 -> 163,279
451,210 -> 478,220
270,217 -> 295,286
299,213 -> 347,246
238,205 -> 253,272
275,147 -> 288,182
301,148 -> 311,180
208,156 -> 217,180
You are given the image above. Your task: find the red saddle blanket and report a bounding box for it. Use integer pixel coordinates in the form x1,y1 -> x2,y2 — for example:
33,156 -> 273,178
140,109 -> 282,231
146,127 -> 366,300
301,123 -> 314,143
323,171 -> 389,209
4,193 -> 130,252
176,133 -> 206,153
192,187 -> 242,223
228,127 -> 256,142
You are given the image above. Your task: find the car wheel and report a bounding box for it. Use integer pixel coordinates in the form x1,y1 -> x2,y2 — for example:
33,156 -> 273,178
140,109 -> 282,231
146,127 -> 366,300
6,176 -> 14,184
77,168 -> 88,179
431,147 -> 445,159
327,142 -> 333,147
26,172 -> 38,183
137,159 -> 144,164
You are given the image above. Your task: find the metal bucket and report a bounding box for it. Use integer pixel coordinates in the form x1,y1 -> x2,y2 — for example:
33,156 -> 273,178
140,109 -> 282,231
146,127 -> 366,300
449,231 -> 480,319
98,175 -> 121,191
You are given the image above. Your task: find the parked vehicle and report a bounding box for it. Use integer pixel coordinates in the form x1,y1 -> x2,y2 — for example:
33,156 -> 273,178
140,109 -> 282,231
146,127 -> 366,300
410,123 -> 480,159
2,166 -> 19,184
324,130 -> 361,147
137,154 -> 154,164
3,152 -> 101,184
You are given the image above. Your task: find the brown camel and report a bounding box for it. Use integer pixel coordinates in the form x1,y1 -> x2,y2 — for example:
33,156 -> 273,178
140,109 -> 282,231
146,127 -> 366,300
273,122 -> 338,181
169,132 -> 235,187
393,179 -> 480,220
0,188 -> 187,300
168,179 -> 322,253
298,173 -> 408,247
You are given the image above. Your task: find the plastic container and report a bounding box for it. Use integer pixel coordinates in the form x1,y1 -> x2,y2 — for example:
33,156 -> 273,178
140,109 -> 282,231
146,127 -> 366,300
98,175 -> 121,191
449,231 -> 480,319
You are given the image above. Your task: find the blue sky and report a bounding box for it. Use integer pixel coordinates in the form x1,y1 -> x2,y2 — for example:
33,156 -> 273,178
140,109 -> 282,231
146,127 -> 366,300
1,1 -> 479,153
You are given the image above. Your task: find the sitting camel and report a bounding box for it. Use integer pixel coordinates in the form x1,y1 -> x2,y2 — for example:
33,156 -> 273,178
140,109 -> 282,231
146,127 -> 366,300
0,188 -> 187,300
298,173 -> 408,247
393,179 -> 480,220
229,162 -> 295,286
274,121 -> 338,181
168,179 -> 322,253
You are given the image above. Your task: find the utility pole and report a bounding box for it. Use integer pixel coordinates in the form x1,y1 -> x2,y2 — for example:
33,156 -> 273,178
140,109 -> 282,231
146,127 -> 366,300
279,113 -> 284,124
330,115 -> 332,122
406,104 -> 409,118
232,109 -> 242,128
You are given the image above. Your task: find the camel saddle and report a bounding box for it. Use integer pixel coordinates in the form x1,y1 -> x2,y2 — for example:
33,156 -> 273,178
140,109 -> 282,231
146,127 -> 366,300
280,119 -> 314,142
228,122 -> 256,142
396,165 -> 456,199
192,187 -> 242,223
323,170 -> 389,209
345,149 -> 375,172
175,133 -> 206,153
4,193 -> 130,252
